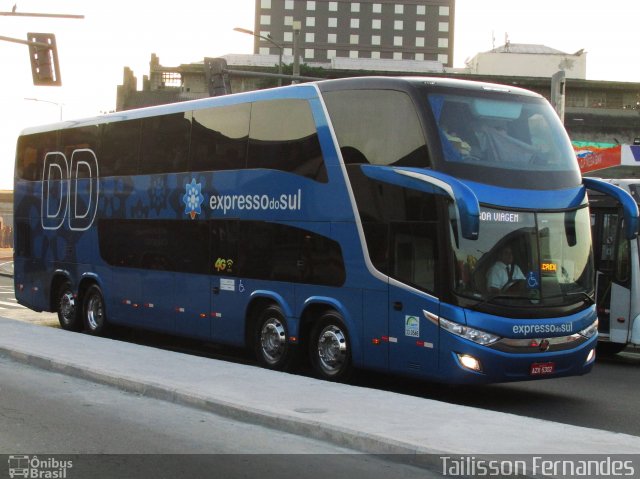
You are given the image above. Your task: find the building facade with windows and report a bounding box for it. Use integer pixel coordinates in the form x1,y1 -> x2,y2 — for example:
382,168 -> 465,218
253,0 -> 455,66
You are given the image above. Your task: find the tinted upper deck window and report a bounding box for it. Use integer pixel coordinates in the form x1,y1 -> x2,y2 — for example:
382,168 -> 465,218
323,89 -> 429,168
428,91 -> 582,188
140,113 -> 190,174
100,120 -> 141,177
190,103 -> 250,171
247,99 -> 327,182
16,131 -> 58,181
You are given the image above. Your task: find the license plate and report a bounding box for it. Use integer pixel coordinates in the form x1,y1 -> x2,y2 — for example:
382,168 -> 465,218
530,362 -> 555,376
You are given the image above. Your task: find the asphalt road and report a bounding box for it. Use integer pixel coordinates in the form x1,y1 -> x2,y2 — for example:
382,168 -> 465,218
1,274 -> 639,438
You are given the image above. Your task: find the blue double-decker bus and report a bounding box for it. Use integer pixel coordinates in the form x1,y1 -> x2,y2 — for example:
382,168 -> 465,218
13,77 -> 639,384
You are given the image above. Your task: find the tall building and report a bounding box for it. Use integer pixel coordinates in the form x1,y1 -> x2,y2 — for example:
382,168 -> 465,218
253,0 -> 455,66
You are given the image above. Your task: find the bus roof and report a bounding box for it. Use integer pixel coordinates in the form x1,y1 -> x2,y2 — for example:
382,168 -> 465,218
18,76 -> 542,136
316,75 -> 542,99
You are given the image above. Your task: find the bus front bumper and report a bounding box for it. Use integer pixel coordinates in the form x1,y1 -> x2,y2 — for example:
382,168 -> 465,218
437,331 -> 597,385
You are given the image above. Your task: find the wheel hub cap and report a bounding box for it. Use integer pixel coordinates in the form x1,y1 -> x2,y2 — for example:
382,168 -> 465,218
260,319 -> 286,363
318,325 -> 347,373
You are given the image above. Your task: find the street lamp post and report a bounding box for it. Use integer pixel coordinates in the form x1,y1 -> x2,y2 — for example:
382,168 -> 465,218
292,21 -> 301,84
234,27 -> 284,86
24,97 -> 63,120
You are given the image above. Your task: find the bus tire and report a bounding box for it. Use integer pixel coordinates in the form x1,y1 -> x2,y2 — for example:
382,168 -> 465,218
56,281 -> 81,331
82,284 -> 107,335
309,311 -> 352,382
254,305 -> 292,371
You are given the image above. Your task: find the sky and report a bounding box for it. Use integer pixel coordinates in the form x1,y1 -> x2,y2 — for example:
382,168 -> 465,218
2,0 -> 640,190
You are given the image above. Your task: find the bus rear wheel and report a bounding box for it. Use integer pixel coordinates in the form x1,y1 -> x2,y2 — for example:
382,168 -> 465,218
254,305 -> 292,371
309,312 -> 352,382
83,284 -> 107,335
56,281 -> 81,331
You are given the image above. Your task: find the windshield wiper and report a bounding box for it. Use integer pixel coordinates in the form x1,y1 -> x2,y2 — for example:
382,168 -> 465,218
564,291 -> 595,305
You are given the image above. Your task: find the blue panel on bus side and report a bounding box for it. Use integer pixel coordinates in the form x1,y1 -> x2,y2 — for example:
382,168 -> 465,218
361,288 -> 389,372
173,273 -> 212,340
110,170 -> 356,224
460,179 -> 586,210
139,270 -> 176,333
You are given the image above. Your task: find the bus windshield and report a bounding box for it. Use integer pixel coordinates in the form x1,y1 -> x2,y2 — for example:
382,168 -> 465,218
428,92 -> 580,188
451,205 -> 594,309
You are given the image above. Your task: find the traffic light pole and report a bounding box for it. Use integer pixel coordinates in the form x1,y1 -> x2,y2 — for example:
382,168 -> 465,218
0,11 -> 84,19
1,9 -> 83,86
0,35 -> 50,48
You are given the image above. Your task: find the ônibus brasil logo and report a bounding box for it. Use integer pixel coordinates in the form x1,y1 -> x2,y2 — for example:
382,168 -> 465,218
183,179 -> 204,220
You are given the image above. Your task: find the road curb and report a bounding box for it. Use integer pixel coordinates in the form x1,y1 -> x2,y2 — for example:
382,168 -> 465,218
0,344 -> 450,471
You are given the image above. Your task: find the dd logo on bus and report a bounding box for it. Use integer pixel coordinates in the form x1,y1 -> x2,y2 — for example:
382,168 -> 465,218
41,149 -> 99,231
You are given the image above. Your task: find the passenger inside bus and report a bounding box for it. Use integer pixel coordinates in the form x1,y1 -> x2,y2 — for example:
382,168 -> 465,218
438,101 -> 540,165
438,102 -> 479,158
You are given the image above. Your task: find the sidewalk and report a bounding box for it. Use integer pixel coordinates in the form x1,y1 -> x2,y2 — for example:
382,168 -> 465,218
1,316 -> 639,464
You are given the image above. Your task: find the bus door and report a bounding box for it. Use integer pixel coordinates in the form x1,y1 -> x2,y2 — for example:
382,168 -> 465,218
387,222 -> 440,375
593,209 -> 632,343
609,214 -> 633,343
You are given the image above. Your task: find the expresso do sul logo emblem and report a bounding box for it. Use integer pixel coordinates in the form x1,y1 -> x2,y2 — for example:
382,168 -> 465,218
182,179 -> 204,220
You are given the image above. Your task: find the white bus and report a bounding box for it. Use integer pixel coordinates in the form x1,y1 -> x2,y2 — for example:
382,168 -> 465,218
589,179 -> 640,354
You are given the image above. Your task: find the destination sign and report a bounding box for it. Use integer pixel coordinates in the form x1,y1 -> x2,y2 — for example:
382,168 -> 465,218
480,211 -> 521,223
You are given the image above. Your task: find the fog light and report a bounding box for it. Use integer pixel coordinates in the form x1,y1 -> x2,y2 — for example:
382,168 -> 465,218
457,353 -> 482,372
586,348 -> 596,364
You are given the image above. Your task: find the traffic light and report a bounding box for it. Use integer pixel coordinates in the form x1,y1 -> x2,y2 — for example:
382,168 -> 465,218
27,32 -> 61,86
204,57 -> 230,96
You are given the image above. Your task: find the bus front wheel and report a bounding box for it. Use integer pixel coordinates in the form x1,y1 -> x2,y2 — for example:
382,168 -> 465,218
309,312 -> 352,382
83,285 -> 107,335
254,305 -> 293,371
56,281 -> 81,331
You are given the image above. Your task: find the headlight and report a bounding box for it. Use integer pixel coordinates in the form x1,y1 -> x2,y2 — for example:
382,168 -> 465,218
440,317 -> 501,346
578,319 -> 598,339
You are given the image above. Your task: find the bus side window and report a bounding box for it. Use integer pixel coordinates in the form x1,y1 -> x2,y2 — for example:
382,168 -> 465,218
16,131 -> 59,181
61,126 -> 100,176
190,104 -> 250,172
235,221 -> 345,286
247,99 -> 328,182
323,89 -> 429,168
140,113 -> 190,174
390,222 -> 438,294
100,120 -> 141,177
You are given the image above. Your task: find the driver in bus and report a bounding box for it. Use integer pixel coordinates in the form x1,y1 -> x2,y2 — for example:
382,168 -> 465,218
486,246 -> 525,293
